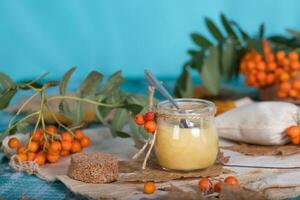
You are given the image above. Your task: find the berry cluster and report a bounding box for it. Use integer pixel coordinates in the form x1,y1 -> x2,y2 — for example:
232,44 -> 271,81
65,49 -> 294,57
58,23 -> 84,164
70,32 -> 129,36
198,176 -> 240,194
240,40 -> 300,99
8,126 -> 90,165
135,112 -> 157,134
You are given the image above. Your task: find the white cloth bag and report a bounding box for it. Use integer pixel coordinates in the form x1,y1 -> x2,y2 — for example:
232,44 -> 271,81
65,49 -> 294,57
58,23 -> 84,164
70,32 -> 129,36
216,101 -> 299,145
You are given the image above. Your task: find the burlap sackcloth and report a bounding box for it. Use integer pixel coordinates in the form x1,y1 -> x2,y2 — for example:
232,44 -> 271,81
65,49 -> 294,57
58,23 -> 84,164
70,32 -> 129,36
6,127 -> 300,200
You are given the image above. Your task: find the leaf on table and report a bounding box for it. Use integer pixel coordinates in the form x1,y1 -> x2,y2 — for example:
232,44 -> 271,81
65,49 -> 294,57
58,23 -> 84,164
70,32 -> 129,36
219,184 -> 267,200
200,46 -> 220,96
110,108 -> 130,137
222,143 -> 300,156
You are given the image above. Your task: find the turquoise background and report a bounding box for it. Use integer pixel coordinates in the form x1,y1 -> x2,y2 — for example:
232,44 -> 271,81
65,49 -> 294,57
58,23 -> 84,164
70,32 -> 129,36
0,0 -> 300,80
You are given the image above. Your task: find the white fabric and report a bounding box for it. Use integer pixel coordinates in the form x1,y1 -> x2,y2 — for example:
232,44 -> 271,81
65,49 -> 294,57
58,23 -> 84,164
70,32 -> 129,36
216,101 -> 299,145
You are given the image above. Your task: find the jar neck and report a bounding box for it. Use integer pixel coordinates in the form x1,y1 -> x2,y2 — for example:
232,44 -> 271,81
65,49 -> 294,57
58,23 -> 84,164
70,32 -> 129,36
156,98 -> 216,120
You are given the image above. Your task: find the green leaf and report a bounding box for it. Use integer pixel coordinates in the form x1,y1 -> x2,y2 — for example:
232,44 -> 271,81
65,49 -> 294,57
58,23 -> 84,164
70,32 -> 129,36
59,67 -> 76,114
174,65 -> 194,98
259,23 -> 265,39
286,28 -> 300,39
129,117 -> 149,139
60,67 -> 76,95
205,17 -> 225,41
200,47 -> 220,95
79,71 -> 103,97
220,13 -> 238,40
231,21 -> 250,41
0,72 -> 16,109
0,88 -> 17,109
221,39 -> 238,81
110,109 -> 130,137
120,103 -> 143,114
245,38 -> 264,55
100,71 -> 124,95
191,33 -> 213,48
112,131 -> 131,138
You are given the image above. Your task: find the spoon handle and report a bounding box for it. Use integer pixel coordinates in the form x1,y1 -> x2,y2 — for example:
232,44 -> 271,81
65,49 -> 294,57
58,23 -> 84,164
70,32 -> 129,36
144,70 -> 180,109
144,70 -> 190,128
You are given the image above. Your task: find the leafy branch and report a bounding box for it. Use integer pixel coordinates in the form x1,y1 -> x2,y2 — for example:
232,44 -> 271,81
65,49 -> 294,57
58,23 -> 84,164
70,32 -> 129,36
0,67 -> 149,143
174,13 -> 264,97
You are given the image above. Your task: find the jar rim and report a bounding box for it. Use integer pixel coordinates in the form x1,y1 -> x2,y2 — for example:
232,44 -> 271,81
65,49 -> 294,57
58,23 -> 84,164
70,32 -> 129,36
156,98 -> 216,117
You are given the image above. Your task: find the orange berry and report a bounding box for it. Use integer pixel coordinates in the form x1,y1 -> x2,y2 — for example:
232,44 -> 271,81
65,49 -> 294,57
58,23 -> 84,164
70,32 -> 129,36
287,125 -> 300,138
27,141 -> 39,153
288,51 -> 299,61
265,54 -> 274,62
291,135 -> 300,145
198,178 -> 212,193
290,61 -> 300,70
256,72 -> 267,82
282,58 -> 290,66
144,112 -> 156,121
266,74 -> 276,85
35,152 -> 46,165
279,82 -> 291,92
61,140 -> 72,151
60,150 -> 70,157
256,61 -> 266,71
70,140 -> 82,153
246,61 -> 255,70
61,131 -> 73,142
31,128 -> 43,142
144,181 -> 156,194
45,125 -> 57,135
74,130 -> 85,140
289,89 -> 298,98
214,182 -> 222,193
292,80 -> 300,91
48,141 -> 62,154
27,152 -> 36,161
80,136 -> 91,148
277,91 -> 288,98
279,72 -> 290,82
17,146 -> 27,154
144,121 -> 157,133
254,54 -> 262,62
266,62 -> 277,71
135,114 -> 145,125
46,153 -> 60,163
276,51 -> 285,60
8,137 -> 20,149
224,176 -> 240,186
16,153 -> 28,162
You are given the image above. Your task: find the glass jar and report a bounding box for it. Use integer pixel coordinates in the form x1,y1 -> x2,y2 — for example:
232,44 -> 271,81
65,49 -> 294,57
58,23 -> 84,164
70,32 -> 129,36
155,98 -> 219,171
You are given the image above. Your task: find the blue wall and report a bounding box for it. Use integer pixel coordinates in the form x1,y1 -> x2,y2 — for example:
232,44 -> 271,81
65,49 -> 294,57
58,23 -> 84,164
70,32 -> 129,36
0,0 -> 299,80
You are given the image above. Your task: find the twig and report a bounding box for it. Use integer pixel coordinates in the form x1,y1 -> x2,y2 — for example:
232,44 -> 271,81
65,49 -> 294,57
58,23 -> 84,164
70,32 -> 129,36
132,139 -> 150,160
142,132 -> 157,169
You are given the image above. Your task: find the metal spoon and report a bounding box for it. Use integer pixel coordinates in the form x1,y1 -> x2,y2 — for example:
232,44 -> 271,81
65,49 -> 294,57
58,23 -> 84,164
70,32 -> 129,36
144,70 -> 193,128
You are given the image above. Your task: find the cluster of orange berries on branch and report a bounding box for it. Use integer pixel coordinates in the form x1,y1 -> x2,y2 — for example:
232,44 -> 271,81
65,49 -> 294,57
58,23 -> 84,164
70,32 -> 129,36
198,176 -> 240,194
240,40 -> 300,99
135,112 -> 157,134
8,126 -> 90,165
